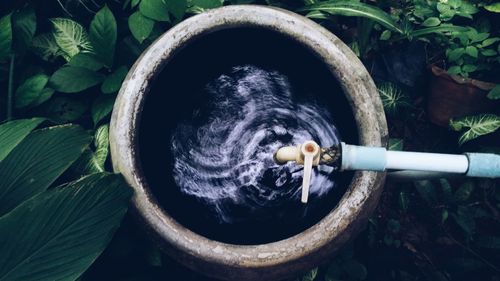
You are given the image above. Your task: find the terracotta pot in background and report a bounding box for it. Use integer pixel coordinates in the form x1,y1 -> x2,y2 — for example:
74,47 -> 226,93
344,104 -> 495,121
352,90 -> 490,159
427,65 -> 497,127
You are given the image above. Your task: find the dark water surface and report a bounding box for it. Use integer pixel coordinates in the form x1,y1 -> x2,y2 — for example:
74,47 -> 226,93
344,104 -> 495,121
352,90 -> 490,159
140,28 -> 357,244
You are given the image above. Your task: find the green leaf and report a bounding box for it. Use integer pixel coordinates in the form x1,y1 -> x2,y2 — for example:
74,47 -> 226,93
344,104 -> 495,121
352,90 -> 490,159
43,97 -> 88,123
441,209 -> 449,223
71,125 -> 110,174
51,18 -> 93,60
15,74 -> 50,108
12,7 -> 36,55
89,5 -> 117,67
485,3 -> 500,13
481,49 -> 497,56
101,66 -> 128,94
454,180 -> 474,202
0,125 -> 91,216
0,118 -> 44,162
166,0 -> 187,21
377,82 -> 411,116
68,52 -> 104,71
450,114 -> 500,145
465,45 -> 478,58
447,65 -> 462,75
0,13 -> 12,61
422,17 -> 441,27
139,0 -> 170,21
462,64 -> 477,73
31,33 -> 63,62
410,25 -> 467,38
388,138 -> 403,151
300,268 -> 318,281
0,173 -> 132,281
380,30 -> 391,40
481,37 -> 500,47
447,48 -> 465,61
300,1 -> 402,33
487,85 -> 500,100
191,0 -> 223,9
91,96 -> 115,126
49,66 -> 105,93
128,11 -> 155,43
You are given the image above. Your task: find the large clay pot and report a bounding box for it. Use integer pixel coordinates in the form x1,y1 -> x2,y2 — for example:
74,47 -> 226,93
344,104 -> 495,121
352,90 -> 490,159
110,5 -> 388,281
427,65 -> 497,127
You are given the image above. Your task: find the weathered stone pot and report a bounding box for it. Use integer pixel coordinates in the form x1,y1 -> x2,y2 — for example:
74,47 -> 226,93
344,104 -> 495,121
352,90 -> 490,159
110,5 -> 388,281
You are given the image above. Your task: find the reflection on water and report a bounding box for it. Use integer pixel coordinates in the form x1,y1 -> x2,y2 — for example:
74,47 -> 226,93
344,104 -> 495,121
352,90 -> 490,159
171,65 -> 341,224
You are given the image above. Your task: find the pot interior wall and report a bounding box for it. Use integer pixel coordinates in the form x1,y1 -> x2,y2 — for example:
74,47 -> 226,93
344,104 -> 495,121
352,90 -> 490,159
139,27 -> 358,244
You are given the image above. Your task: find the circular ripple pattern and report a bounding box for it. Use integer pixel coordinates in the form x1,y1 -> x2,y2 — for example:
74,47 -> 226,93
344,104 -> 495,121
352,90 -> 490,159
171,65 -> 341,224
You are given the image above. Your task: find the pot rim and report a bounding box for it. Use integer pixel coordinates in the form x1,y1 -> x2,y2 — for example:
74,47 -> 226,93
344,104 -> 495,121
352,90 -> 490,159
430,65 -> 497,90
110,5 -> 388,279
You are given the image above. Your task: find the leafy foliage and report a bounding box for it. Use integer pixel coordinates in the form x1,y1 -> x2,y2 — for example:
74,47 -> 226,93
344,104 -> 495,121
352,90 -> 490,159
51,18 -> 93,60
450,114 -> 500,145
377,82 -> 412,116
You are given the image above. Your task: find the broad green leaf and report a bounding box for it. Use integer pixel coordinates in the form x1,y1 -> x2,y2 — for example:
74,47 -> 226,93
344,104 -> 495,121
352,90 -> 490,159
487,85 -> 500,100
191,0 -> 224,9
377,82 -> 411,116
447,48 -> 465,61
485,3 -> 500,13
388,138 -> 403,151
450,114 -> 500,145
410,25 -> 467,38
300,1 -> 403,34
139,0 -> 170,21
71,125 -> 110,174
129,11 -> 155,43
101,66 -> 128,94
481,37 -> 500,47
68,52 -> 104,71
447,65 -> 462,74
49,66 -> 105,93
0,14 -> 12,61
15,74 -> 50,108
379,30 -> 391,40
51,18 -> 93,60
462,64 -> 477,73
12,7 -> 36,55
0,173 -> 132,281
91,96 -> 115,126
465,45 -> 478,58
31,33 -> 63,62
0,118 -> 44,161
454,180 -> 474,202
166,0 -> 187,21
0,125 -> 91,216
43,97 -> 87,123
481,49 -> 497,56
421,17 -> 440,27
89,5 -> 117,67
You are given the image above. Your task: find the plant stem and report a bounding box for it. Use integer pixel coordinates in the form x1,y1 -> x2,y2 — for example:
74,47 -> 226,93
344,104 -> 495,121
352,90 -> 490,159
7,54 -> 15,121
